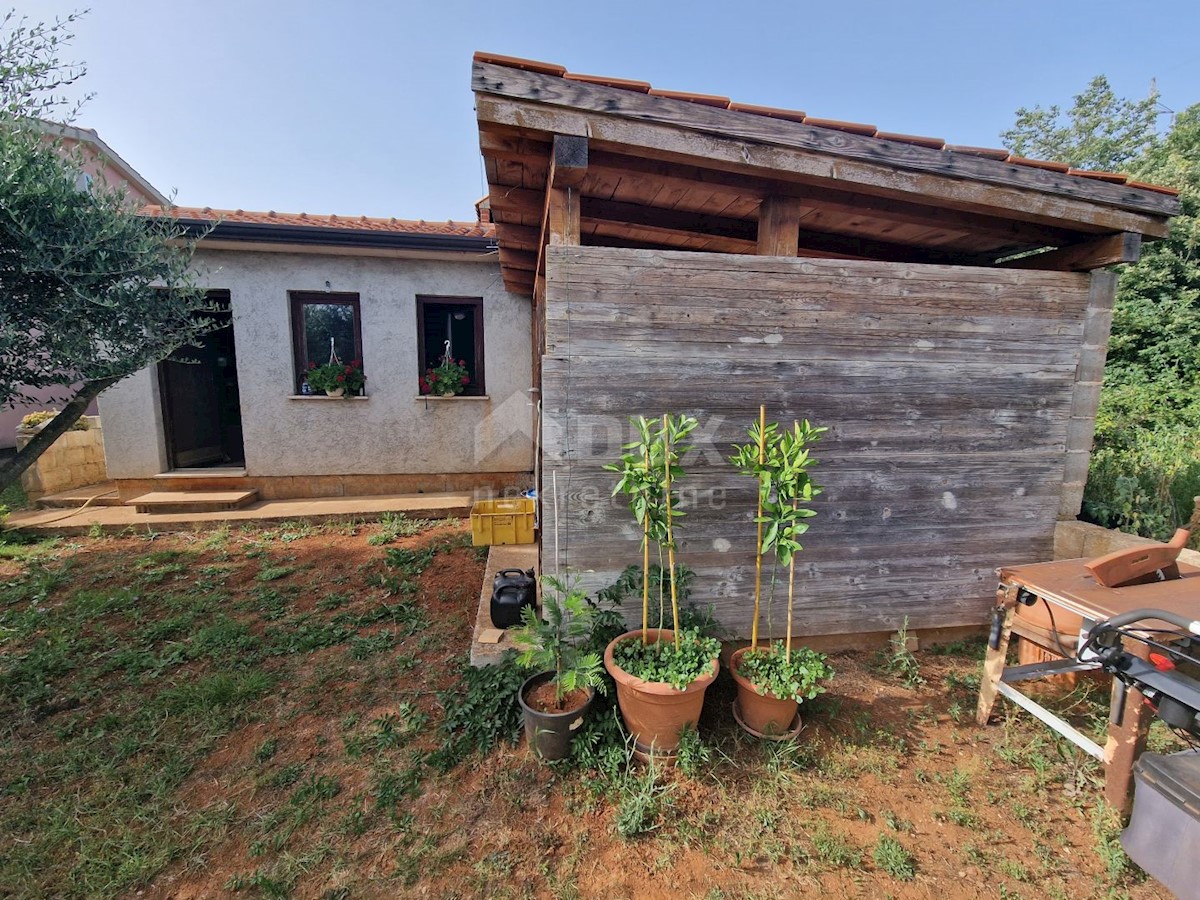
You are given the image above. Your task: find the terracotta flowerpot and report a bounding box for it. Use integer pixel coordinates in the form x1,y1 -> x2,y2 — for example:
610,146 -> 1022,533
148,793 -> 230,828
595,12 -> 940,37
603,628 -> 718,759
517,671 -> 595,762
730,646 -> 800,737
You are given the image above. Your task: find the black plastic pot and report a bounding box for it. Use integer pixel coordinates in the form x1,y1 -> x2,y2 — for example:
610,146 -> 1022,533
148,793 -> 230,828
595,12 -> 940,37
517,671 -> 595,761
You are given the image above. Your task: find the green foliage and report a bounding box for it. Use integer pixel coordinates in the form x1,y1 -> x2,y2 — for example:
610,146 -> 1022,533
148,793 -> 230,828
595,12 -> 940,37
19,410 -> 89,431
420,354 -> 470,396
879,618 -> 925,689
1002,75 -> 1160,171
735,642 -> 833,703
510,575 -> 604,709
872,834 -> 916,880
434,655 -> 525,769
305,359 -> 365,394
615,754 -> 674,838
610,628 -> 719,691
730,417 -> 826,568
0,11 -> 212,492
1007,79 -> 1200,540
367,512 -> 428,546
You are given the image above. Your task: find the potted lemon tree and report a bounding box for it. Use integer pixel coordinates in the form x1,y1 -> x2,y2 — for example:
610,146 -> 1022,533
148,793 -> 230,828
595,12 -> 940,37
602,413 -> 720,761
728,409 -> 833,737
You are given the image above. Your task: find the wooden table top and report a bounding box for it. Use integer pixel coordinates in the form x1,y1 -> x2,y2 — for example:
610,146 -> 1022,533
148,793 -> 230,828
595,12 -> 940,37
998,558 -> 1200,622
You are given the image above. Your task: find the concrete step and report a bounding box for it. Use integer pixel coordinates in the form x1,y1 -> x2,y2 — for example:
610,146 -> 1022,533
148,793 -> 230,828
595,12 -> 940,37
36,482 -> 124,509
127,489 -> 260,514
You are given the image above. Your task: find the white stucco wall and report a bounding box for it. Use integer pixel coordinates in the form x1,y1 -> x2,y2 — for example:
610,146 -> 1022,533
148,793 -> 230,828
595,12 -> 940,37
98,247 -> 533,479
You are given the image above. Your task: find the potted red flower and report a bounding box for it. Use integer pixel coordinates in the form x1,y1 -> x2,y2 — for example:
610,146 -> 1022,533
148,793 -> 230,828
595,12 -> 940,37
420,355 -> 470,397
307,359 -> 366,397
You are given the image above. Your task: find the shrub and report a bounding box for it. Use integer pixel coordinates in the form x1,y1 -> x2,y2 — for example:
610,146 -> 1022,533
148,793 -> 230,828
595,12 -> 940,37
19,410 -> 90,431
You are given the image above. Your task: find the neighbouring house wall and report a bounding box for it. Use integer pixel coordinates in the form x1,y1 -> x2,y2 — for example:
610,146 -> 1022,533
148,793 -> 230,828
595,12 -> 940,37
541,246 -> 1097,639
16,416 -> 106,498
98,248 -> 532,487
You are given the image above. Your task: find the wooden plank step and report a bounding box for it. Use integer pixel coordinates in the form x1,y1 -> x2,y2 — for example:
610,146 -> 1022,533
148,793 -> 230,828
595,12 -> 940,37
127,490 -> 260,515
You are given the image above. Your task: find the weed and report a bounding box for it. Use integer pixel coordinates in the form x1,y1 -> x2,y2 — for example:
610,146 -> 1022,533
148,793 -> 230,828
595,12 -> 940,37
367,512 -> 430,546
432,655 -> 525,770
1091,801 -> 1143,883
674,724 -> 711,777
255,737 -> 280,764
877,617 -> 924,688
811,826 -> 862,868
157,671 -> 274,716
384,545 -> 438,578
616,760 -> 673,838
256,564 -> 297,582
872,834 -> 916,880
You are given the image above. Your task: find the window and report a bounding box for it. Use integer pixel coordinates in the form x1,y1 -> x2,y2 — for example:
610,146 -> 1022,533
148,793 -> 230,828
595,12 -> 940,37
290,292 -> 363,393
417,296 -> 485,396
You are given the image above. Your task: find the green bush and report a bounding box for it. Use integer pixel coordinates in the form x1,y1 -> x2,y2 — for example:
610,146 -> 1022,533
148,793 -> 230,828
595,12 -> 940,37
1083,425 -> 1200,542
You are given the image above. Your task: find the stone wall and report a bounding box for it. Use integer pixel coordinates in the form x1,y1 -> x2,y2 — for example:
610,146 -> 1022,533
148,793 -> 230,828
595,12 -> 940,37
16,416 -> 107,499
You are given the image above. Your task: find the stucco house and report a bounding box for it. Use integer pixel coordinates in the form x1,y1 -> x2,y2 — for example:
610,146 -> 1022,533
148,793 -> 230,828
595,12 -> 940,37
97,206 -> 534,500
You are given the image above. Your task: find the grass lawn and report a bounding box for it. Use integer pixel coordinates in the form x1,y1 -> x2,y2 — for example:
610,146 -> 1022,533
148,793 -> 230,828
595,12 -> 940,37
0,518 -> 1175,898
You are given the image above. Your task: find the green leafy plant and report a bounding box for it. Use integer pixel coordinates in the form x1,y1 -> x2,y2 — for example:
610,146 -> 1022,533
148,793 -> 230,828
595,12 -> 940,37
730,409 -> 827,671
306,359 -> 365,395
433,654 -> 526,769
872,834 -> 916,880
735,642 -> 833,703
509,575 -> 604,710
18,410 -> 90,431
419,354 -> 470,396
611,627 -> 720,691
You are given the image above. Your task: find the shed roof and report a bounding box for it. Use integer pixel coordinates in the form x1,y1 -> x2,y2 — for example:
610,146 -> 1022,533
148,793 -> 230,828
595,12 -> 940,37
472,52 -> 1180,296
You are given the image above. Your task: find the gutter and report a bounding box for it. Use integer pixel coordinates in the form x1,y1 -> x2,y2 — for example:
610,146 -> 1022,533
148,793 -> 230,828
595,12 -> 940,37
175,219 -> 497,254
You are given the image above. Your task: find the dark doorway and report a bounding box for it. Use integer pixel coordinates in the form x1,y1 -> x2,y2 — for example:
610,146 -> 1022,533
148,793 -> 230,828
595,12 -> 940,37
159,291 -> 245,469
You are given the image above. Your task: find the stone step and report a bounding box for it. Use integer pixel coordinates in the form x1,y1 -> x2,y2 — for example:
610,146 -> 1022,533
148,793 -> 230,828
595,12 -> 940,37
127,490 -> 260,514
36,482 -> 124,509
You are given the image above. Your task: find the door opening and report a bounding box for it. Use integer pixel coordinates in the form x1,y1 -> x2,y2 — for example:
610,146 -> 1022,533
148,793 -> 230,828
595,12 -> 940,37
159,291 -> 245,469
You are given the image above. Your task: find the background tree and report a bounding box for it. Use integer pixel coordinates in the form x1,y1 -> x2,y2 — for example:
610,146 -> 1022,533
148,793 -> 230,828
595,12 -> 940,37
0,10 -> 212,494
1004,78 -> 1200,539
1002,75 -> 1161,171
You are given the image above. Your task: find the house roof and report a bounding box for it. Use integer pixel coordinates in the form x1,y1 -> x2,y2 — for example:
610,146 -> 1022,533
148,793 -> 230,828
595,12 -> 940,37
471,52 -> 1181,296
473,53 -> 1178,198
140,205 -> 497,255
38,120 -> 170,206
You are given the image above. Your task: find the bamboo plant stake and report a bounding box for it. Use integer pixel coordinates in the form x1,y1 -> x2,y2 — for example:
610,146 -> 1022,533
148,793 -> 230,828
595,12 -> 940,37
786,494 -> 797,662
662,414 -> 681,650
641,440 -> 651,644
751,404 -> 767,650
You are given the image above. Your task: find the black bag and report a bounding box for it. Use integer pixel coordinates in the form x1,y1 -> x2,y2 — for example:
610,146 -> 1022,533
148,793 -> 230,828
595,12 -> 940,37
490,568 -> 536,629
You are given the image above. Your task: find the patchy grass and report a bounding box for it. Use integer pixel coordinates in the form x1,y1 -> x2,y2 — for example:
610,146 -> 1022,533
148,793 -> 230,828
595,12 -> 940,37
0,521 -> 1176,899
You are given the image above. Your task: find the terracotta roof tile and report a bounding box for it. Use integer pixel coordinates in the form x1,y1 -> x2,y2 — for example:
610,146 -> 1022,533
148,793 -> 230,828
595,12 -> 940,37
944,145 -> 1011,160
802,117 -> 877,136
647,88 -> 731,108
472,51 -> 565,77
728,102 -> 807,123
1007,156 -> 1071,173
875,131 -> 945,149
473,51 -> 1180,199
140,205 -> 495,238
564,72 -> 651,93
1068,168 -> 1130,184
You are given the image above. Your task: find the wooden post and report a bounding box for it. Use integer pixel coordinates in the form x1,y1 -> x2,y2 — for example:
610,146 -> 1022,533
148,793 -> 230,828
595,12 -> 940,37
756,196 -> 804,257
976,584 -> 1016,725
751,404 -> 767,649
1104,638 -> 1152,816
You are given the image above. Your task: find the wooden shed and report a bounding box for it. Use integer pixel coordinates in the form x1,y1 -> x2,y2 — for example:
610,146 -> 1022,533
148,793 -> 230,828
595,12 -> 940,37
472,52 -> 1180,640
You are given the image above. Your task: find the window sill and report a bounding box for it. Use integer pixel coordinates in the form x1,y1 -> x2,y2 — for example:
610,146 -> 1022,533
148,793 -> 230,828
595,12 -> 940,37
288,394 -> 369,401
415,395 -> 490,401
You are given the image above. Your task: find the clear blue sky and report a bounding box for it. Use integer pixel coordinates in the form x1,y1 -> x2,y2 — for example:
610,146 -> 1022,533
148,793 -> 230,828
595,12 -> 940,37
16,0 -> 1200,221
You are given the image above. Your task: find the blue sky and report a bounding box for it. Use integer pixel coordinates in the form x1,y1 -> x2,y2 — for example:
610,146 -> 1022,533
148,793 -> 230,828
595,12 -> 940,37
17,0 -> 1200,221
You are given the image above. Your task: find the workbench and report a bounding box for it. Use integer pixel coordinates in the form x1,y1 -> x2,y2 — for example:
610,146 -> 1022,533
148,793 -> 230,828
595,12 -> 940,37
976,557 -> 1200,814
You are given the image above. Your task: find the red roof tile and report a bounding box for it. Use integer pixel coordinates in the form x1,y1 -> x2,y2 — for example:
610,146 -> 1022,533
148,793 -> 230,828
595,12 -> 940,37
140,205 -> 495,238
473,51 -> 1182,198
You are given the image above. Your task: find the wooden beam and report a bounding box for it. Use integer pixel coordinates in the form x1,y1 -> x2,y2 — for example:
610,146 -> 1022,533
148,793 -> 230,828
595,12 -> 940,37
488,185 -> 543,217
757,196 -> 804,256
997,232 -> 1141,271
475,89 -> 1173,240
473,62 -> 1178,222
547,186 -> 581,245
498,246 -> 537,272
550,134 -> 588,188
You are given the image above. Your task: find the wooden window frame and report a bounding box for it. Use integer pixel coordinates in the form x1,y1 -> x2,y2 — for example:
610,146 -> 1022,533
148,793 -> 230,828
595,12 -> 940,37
416,295 -> 486,396
289,291 -> 363,392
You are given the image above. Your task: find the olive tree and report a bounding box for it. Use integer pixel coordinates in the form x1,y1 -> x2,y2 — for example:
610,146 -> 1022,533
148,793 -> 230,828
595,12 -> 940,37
0,10 -> 213,493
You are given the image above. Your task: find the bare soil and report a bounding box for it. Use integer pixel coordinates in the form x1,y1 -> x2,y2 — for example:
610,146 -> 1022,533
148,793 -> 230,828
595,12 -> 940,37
525,679 -> 591,714
0,520 -> 1177,899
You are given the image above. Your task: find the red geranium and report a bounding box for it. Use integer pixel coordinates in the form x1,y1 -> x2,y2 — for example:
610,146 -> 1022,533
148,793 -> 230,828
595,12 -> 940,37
335,374 -> 345,383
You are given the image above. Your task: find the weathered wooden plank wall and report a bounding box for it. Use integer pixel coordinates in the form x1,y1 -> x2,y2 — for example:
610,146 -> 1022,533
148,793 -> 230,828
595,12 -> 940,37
540,246 -> 1097,638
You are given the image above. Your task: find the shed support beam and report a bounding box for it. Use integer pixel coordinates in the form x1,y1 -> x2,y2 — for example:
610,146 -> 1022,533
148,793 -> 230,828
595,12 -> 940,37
998,232 -> 1141,272
757,196 -> 805,256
